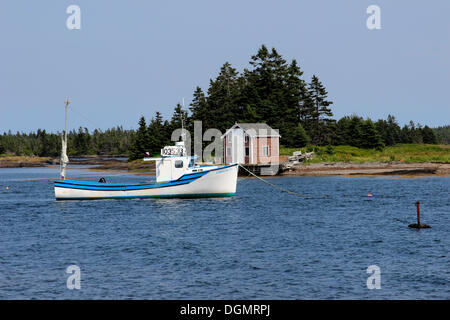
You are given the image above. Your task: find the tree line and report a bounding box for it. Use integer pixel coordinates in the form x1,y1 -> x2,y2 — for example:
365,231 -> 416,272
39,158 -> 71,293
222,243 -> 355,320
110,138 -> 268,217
0,45 -> 444,159
433,125 -> 450,144
130,45 -> 441,159
0,127 -> 134,157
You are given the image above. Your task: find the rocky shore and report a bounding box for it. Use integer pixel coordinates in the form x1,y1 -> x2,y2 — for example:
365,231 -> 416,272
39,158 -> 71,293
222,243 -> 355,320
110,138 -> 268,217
280,161 -> 450,177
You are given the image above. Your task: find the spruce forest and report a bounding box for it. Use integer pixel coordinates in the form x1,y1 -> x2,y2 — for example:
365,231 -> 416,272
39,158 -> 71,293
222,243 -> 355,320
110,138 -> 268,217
0,45 -> 444,160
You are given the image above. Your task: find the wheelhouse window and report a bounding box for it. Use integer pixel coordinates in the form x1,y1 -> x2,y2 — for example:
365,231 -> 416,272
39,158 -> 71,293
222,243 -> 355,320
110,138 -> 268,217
262,146 -> 270,157
175,160 -> 184,168
226,147 -> 231,157
245,147 -> 250,157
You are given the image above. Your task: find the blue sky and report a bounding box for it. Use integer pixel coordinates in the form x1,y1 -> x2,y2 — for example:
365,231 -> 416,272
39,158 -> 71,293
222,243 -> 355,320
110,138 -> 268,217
0,0 -> 449,132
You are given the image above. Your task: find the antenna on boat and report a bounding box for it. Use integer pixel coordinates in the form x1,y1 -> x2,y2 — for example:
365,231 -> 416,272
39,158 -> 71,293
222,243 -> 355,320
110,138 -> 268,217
181,97 -> 186,144
176,98 -> 188,156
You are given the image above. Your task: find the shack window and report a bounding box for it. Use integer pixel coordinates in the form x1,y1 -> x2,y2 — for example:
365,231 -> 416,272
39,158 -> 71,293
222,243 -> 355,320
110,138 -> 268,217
245,147 -> 250,156
263,146 -> 270,157
175,160 -> 184,168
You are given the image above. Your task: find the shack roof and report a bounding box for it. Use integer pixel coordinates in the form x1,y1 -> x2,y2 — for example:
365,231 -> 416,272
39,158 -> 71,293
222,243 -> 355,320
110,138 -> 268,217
221,123 -> 281,138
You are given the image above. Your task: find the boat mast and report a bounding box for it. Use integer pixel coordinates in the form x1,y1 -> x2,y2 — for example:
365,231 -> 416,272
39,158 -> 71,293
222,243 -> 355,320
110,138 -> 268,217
60,99 -> 70,180
64,99 -> 69,145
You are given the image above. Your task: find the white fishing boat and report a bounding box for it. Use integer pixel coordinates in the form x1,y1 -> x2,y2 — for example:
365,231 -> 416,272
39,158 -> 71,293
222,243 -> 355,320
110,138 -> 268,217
53,101 -> 238,200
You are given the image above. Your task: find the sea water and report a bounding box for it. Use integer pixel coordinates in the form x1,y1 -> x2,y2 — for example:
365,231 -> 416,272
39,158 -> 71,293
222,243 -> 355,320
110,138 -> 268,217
0,166 -> 448,299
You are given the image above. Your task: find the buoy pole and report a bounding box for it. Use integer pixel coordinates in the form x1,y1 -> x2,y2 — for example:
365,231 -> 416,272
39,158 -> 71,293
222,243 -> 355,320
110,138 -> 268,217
415,201 -> 420,226
409,200 -> 430,229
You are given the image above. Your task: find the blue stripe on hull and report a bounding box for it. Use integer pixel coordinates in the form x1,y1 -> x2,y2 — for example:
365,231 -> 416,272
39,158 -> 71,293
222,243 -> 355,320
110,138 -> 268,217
54,179 -> 192,191
176,172 -> 207,181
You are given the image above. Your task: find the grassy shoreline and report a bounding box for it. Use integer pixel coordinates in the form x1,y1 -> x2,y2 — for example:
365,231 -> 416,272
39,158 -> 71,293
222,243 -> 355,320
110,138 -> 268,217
0,155 -> 56,167
280,144 -> 450,164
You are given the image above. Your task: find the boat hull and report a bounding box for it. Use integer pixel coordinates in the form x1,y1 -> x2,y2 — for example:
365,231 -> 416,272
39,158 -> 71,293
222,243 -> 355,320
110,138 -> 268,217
54,163 -> 238,200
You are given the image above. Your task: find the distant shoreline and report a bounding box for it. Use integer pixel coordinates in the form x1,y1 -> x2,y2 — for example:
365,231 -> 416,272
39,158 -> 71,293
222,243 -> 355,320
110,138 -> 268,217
1,156 -> 449,177
0,156 -> 154,172
280,161 -> 450,177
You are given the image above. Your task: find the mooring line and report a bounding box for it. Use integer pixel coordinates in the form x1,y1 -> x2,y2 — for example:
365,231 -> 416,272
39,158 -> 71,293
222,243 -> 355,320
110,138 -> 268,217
238,164 -> 309,198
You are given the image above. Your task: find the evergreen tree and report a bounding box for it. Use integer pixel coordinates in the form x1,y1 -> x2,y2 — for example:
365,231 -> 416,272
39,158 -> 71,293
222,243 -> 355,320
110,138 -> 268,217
375,119 -> 392,146
400,125 -> 412,143
72,127 -> 92,155
242,45 -> 306,145
243,45 -> 284,124
37,129 -> 50,157
0,135 -> 5,154
360,119 -> 384,149
283,59 -> 308,144
332,116 -> 350,145
129,116 -> 150,160
305,75 -> 334,145
433,125 -> 450,144
298,91 -> 315,133
189,87 -> 209,126
346,115 -> 364,147
206,62 -> 242,132
421,125 -> 438,144
147,112 -> 167,156
386,115 -> 402,144
170,103 -> 189,131
376,115 -> 402,146
288,124 -> 310,148
407,121 -> 423,144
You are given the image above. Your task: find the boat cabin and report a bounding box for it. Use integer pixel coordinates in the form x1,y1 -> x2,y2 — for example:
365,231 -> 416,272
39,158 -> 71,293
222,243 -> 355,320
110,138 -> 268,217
144,141 -> 217,182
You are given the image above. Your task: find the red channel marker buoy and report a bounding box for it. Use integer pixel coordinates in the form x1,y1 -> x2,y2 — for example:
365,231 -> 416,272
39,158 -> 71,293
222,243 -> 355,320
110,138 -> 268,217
408,201 -> 431,229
